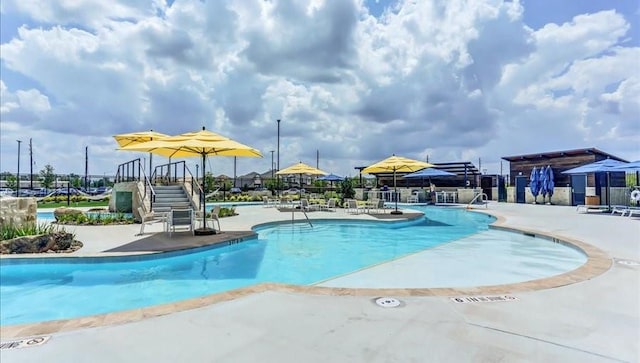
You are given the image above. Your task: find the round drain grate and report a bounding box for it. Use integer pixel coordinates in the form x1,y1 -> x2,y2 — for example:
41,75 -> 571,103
617,259 -> 640,266
374,297 -> 402,308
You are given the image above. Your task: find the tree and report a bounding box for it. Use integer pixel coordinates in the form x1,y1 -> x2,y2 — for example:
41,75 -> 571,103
69,173 -> 82,188
39,164 -> 55,189
5,175 -> 17,190
339,177 -> 355,204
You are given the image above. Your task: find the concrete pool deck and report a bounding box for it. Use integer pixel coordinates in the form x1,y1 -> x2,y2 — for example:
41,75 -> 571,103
1,202 -> 639,362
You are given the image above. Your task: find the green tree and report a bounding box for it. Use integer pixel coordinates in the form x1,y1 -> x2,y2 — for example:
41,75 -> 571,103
5,175 -> 17,190
39,164 -> 55,189
339,177 -> 355,204
69,173 -> 82,188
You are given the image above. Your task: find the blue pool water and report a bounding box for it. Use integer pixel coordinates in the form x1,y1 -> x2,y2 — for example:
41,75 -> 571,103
0,207 -> 586,326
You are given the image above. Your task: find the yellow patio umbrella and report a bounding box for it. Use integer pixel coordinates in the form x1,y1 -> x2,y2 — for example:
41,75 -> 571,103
113,130 -> 169,174
276,162 -> 327,197
362,155 -> 433,214
121,127 -> 262,234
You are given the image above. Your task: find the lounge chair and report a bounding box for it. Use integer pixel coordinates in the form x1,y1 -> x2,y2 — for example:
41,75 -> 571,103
167,208 -> 195,237
626,207 -> 640,217
345,199 -> 366,214
262,196 -> 279,207
611,205 -> 630,216
300,198 -> 320,212
326,199 -> 337,210
137,207 -> 166,235
576,205 -> 611,213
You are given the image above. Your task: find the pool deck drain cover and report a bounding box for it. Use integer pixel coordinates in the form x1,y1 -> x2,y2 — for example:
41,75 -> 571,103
0,336 -> 50,350
375,297 -> 402,308
450,295 -> 518,304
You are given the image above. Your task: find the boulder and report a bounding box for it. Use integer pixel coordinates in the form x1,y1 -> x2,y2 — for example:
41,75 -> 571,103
1,233 -> 81,254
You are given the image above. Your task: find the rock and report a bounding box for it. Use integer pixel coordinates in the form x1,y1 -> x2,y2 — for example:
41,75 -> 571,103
1,233 -> 82,254
53,207 -> 85,222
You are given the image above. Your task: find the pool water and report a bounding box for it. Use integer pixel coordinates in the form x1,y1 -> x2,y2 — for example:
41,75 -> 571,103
0,207 -> 586,326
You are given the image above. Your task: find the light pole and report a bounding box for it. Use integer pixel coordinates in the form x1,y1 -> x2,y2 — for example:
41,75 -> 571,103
277,119 -> 280,195
16,140 -> 22,195
270,150 -> 275,188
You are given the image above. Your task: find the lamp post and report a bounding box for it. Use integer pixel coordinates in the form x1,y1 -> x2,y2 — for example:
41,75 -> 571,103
270,150 -> 275,189
277,119 -> 281,195
16,140 -> 22,196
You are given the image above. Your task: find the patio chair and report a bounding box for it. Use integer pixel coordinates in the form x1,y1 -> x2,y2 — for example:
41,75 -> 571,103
137,207 -> 166,235
611,205 -> 630,216
167,208 -> 195,237
345,199 -> 365,214
195,205 -> 221,231
326,199 -> 337,210
300,198 -> 320,212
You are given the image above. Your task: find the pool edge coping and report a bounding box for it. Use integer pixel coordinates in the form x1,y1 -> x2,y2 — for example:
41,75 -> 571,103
0,210 -> 613,339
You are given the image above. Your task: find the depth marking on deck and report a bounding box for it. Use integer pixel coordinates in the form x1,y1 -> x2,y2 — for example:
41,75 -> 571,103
450,295 -> 518,303
0,336 -> 51,350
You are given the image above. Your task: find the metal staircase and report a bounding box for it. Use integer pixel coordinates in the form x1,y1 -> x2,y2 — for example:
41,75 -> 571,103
152,185 -> 192,214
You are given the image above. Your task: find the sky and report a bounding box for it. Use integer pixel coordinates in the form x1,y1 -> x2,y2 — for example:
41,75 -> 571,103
1,0 -> 639,180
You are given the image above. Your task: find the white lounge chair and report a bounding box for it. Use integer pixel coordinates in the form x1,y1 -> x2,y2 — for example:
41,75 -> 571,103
611,205 -> 630,216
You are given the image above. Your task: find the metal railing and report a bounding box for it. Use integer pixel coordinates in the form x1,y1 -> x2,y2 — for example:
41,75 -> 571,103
466,193 -> 489,209
151,161 -> 204,210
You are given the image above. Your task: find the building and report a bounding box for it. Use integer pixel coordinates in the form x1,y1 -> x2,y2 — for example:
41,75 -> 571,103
502,148 -> 628,206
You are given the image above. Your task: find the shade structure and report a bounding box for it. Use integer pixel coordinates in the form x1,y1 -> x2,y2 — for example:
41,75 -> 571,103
362,155 -> 433,214
562,158 -> 628,209
276,162 -> 327,198
113,130 -> 169,174
120,127 -> 262,234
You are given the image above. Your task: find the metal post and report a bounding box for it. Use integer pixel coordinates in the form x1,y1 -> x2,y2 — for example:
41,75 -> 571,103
85,146 -> 89,191
270,150 -> 275,191
16,140 -> 22,196
277,119 -> 281,195
29,138 -> 33,190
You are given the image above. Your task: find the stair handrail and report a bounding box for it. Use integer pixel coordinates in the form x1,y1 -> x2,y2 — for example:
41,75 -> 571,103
115,158 -> 143,183
466,192 -> 489,209
151,161 -> 204,211
140,165 -> 156,211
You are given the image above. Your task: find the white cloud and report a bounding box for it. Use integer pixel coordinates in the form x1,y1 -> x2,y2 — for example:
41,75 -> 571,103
0,0 -> 638,177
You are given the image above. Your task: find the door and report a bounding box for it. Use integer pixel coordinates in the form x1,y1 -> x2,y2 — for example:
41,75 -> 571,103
515,176 -> 527,203
480,176 -> 493,200
571,175 -> 586,206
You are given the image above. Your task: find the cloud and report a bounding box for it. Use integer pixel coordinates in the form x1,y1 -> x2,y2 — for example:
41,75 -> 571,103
0,0 -> 638,177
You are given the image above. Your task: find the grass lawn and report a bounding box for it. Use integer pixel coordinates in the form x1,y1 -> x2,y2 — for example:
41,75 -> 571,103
37,200 -> 110,209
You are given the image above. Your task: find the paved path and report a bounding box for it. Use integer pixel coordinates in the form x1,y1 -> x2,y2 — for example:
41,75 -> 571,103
2,202 -> 639,362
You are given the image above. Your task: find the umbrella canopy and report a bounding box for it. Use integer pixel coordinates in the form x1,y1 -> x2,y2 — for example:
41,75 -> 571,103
610,160 -> 640,172
562,159 -> 628,209
120,127 -> 262,234
529,166 -> 541,202
318,173 -> 344,182
544,166 -> 555,200
113,130 -> 169,148
362,155 -> 432,214
114,130 -> 170,174
403,168 -> 456,178
276,162 -> 327,176
276,162 -> 327,198
561,158 -> 627,174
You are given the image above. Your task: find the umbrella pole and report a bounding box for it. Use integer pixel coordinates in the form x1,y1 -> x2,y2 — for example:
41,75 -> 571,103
202,154 -> 207,229
391,169 -> 402,214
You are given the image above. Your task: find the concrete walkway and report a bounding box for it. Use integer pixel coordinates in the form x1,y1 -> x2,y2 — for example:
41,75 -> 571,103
2,202 -> 639,362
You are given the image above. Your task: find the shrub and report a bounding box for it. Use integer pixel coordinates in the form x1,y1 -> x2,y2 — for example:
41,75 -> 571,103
1,222 -> 72,241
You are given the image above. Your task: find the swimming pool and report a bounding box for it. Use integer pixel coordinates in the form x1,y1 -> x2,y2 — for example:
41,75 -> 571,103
0,207 -> 586,326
